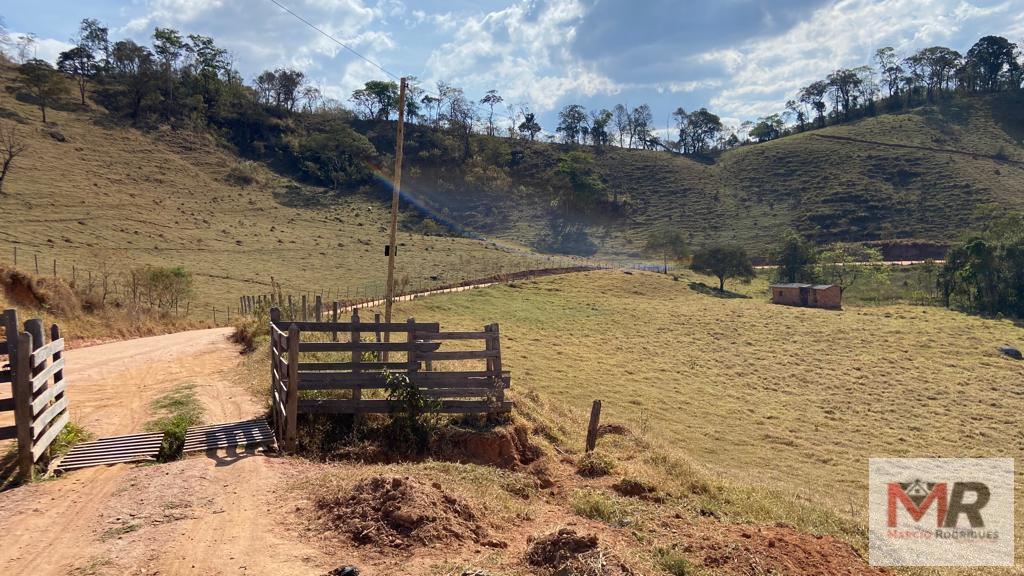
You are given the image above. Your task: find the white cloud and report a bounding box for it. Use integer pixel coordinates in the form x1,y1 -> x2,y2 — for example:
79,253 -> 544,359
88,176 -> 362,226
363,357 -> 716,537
694,0 -> 1021,120
423,0 -> 620,112
6,32 -> 74,64
123,0 -> 225,33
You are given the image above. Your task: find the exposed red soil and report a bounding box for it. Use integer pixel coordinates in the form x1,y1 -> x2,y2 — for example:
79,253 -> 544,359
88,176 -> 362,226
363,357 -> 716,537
673,521 -> 890,576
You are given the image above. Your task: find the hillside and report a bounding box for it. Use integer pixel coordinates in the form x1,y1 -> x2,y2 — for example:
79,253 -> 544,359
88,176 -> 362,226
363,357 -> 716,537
398,92 -> 1024,259
0,62 -> 571,316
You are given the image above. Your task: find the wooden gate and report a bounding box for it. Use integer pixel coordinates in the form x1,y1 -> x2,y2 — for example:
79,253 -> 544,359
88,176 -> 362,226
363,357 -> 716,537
269,307 -> 511,451
1,309 -> 69,481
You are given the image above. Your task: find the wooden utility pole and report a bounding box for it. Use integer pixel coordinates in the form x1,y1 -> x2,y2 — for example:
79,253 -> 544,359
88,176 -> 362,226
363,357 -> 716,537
383,77 -> 408,334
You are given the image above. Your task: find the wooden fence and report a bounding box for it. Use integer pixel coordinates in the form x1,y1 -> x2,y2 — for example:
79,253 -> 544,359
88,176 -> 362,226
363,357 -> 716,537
268,307 -> 511,451
0,309 -> 69,481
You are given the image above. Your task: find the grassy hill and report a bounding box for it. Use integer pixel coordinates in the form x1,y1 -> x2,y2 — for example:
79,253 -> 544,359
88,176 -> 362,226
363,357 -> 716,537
399,92 -> 1024,260
0,62 -> 575,317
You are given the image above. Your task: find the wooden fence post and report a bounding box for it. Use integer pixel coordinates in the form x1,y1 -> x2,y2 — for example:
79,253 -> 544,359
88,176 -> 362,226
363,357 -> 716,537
286,323 -> 299,452
315,295 -> 322,322
13,331 -> 33,482
301,294 -> 307,322
407,318 -> 418,375
488,323 -> 503,405
3,308 -> 19,372
34,254 -> 39,274
350,309 -> 362,408
331,301 -> 339,342
240,296 -> 245,315
585,400 -> 602,452
288,295 -> 295,320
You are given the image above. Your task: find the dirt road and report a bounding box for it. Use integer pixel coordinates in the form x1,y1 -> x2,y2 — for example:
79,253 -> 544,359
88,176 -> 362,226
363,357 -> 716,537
0,328 -> 328,576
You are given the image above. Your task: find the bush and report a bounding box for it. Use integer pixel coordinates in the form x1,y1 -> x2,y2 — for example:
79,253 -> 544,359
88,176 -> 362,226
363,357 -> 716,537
576,451 -> 616,477
226,160 -> 259,186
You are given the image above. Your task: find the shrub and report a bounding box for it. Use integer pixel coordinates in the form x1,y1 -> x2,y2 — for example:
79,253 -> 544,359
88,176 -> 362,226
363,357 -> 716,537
226,160 -> 259,186
576,451 -> 616,477
145,385 -> 203,461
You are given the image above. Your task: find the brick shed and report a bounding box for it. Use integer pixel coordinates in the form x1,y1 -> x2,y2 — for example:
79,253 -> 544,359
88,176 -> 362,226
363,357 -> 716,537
770,283 -> 842,310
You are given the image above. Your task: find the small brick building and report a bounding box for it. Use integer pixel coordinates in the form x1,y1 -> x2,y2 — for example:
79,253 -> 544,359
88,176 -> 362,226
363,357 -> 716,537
770,283 -> 842,310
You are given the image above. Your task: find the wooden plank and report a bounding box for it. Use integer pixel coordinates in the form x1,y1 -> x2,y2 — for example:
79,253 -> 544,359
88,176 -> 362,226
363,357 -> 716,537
31,411 -> 68,460
298,341 -> 419,353
351,309 -> 362,406
31,377 -> 67,414
29,357 -> 64,394
419,350 -> 498,361
298,361 -> 413,371
0,424 -> 16,440
414,331 -> 489,340
297,371 -> 508,390
32,397 -> 68,436
285,324 -> 299,452
30,338 -> 64,365
14,332 -> 34,481
272,321 -> 440,332
298,398 -> 512,414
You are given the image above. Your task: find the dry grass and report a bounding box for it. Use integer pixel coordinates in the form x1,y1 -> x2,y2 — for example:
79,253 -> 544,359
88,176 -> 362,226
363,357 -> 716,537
0,62 -> 575,318
384,268 -> 1024,571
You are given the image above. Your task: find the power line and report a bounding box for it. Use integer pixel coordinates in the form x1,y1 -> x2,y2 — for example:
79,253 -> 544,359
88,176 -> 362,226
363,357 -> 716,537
265,0 -> 401,82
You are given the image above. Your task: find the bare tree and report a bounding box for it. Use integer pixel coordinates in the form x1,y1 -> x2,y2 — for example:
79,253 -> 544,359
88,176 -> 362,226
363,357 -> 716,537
0,122 -> 28,194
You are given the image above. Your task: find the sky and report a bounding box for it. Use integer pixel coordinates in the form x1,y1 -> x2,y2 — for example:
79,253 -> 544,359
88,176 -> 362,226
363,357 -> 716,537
3,0 -> 1023,133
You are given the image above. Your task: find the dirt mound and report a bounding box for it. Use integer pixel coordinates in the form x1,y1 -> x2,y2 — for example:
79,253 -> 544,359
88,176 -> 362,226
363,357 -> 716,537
525,528 -> 633,576
432,423 -> 542,469
680,523 -> 890,576
317,476 -> 491,549
0,266 -> 80,316
596,423 -> 630,437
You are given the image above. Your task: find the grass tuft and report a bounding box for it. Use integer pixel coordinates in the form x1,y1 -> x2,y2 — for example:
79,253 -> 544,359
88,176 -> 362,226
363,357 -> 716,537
145,385 -> 203,462
576,451 -> 616,477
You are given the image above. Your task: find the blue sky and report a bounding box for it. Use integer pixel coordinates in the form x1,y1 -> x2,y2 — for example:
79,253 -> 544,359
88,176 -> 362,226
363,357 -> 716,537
3,0 -> 1023,134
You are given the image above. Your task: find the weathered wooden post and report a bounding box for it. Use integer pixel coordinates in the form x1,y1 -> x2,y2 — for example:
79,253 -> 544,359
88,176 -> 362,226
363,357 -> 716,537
13,331 -> 33,482
488,323 -> 503,405
585,400 -> 602,453
301,294 -> 307,322
315,295 -> 322,322
288,295 -> 295,321
350,309 -> 362,407
407,317 -> 418,377
331,301 -> 339,342
286,323 -> 299,452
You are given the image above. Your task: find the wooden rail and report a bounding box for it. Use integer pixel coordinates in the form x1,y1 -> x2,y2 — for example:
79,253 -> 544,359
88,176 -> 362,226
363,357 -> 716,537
268,306 -> 511,452
1,309 -> 70,481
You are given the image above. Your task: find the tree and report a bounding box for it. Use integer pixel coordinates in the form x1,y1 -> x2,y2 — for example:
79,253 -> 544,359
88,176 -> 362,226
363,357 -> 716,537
799,81 -> 829,127
57,46 -> 95,105
350,80 -> 399,119
816,243 -> 888,294
18,59 -> 64,123
79,18 -> 110,64
554,150 -> 605,215
517,111 -> 541,141
690,244 -> 755,291
14,32 -> 36,64
630,104 -> 653,149
785,99 -> 806,131
675,107 -> 723,154
106,40 -> 158,120
771,232 -> 818,283
749,114 -> 784,142
0,121 -> 28,194
875,46 -> 903,98
644,229 -> 689,273
965,36 -> 1019,92
556,104 -> 588,144
939,212 -> 1024,316
480,89 -> 503,136
827,68 -> 862,120
589,108 -> 613,148
612,103 -> 630,147
152,27 -> 185,112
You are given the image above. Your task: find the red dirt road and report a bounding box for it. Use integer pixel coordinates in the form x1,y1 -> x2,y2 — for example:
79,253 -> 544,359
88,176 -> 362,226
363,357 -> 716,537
0,328 -> 329,576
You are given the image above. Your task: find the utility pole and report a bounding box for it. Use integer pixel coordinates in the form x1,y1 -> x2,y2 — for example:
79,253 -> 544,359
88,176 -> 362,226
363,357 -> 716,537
384,77 -> 407,336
